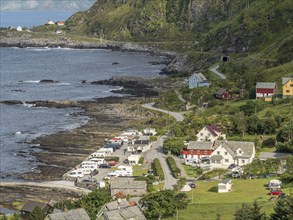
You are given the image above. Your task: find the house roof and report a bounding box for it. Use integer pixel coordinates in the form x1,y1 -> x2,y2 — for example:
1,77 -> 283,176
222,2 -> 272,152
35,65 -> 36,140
21,200 -> 49,213
215,88 -> 228,96
103,205 -> 147,220
110,178 -> 147,190
187,141 -> 212,150
214,141 -> 255,158
190,73 -> 207,82
220,179 -> 232,184
282,77 -> 292,85
205,125 -> 221,136
210,155 -> 223,160
105,199 -> 130,211
46,208 -> 90,220
256,82 -> 276,89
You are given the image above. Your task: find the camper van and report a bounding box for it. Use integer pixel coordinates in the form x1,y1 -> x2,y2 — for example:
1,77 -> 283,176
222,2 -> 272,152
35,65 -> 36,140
117,165 -> 133,172
90,151 -> 106,158
268,179 -> 282,190
98,147 -> 114,155
90,158 -> 105,165
68,169 -> 85,178
80,161 -> 99,171
108,138 -> 123,145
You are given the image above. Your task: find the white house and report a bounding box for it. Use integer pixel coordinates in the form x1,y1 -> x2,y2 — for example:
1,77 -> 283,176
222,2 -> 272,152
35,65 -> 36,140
218,179 -> 232,193
128,154 -> 140,165
47,20 -> 54,25
143,128 -> 157,136
16,26 -> 22,31
196,125 -> 226,142
210,141 -> 255,168
128,136 -> 151,153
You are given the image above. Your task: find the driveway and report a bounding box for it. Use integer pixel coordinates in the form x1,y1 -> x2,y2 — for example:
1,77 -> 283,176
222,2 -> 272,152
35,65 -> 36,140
210,65 -> 226,79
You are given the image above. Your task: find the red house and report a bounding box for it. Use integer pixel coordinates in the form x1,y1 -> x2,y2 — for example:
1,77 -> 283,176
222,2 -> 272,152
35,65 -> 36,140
180,141 -> 213,159
215,88 -> 232,100
256,82 -> 276,101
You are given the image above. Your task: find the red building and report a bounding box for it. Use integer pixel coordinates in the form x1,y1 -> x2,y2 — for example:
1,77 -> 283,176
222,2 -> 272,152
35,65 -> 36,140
256,82 -> 276,100
215,88 -> 232,100
180,141 -> 213,159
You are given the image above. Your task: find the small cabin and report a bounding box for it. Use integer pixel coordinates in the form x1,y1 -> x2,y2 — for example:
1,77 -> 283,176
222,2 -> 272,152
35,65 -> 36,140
218,179 -> 232,193
128,154 -> 140,165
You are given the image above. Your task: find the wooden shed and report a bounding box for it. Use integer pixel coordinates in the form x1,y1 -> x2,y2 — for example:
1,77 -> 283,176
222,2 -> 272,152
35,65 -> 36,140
218,179 -> 232,193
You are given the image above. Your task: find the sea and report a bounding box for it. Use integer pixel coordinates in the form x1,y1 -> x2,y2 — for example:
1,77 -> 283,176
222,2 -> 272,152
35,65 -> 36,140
0,47 -> 166,180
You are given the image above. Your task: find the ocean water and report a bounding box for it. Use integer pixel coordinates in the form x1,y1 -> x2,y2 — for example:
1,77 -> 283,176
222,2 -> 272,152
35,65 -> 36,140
0,47 -> 165,180
0,11 -> 76,28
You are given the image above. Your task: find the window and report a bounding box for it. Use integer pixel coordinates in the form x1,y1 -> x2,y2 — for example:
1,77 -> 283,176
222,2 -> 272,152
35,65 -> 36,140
190,150 -> 194,154
204,150 -> 208,154
197,150 -> 200,154
290,84 -> 293,87
200,133 -> 203,136
242,160 -> 245,164
217,151 -> 220,155
225,152 -> 228,155
239,150 -> 242,154
286,90 -> 290,93
225,159 -> 229,163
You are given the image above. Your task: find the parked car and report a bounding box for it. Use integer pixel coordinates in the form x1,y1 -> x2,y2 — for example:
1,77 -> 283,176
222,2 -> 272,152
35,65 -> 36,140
189,183 -> 196,188
232,171 -> 241,178
268,189 -> 283,196
91,169 -> 99,175
99,164 -> 111,169
82,178 -> 96,183
108,161 -> 117,166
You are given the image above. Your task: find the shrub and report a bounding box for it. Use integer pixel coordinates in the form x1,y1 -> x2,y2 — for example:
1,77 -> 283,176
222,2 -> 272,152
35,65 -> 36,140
138,157 -> 144,164
262,137 -> 276,147
151,158 -> 164,180
104,156 -> 119,162
166,156 -> 181,178
198,169 -> 227,180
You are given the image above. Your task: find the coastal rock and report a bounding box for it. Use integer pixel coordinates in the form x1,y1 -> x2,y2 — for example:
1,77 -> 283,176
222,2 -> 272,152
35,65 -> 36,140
91,76 -> 158,97
40,79 -> 59,83
0,100 -> 23,105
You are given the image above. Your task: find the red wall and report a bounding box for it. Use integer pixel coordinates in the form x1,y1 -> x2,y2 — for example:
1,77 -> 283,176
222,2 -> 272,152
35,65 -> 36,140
181,149 -> 212,157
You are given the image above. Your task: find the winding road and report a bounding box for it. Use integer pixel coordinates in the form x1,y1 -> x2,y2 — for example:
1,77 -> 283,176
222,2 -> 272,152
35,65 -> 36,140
210,65 -> 226,79
142,103 -> 184,122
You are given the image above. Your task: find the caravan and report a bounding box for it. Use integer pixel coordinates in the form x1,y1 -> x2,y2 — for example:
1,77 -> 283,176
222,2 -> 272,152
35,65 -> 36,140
68,169 -> 85,178
80,161 -> 99,171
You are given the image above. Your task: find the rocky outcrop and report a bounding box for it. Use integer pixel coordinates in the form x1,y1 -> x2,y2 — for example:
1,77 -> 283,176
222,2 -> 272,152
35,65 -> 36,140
92,76 -> 159,97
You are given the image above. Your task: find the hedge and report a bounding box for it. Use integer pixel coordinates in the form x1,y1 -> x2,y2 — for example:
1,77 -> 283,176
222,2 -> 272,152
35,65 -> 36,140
104,156 -> 120,162
166,156 -> 181,178
152,158 -> 165,180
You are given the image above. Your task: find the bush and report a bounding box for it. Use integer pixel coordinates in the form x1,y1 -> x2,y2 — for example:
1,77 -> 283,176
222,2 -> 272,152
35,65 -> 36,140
166,156 -> 181,178
139,157 -> 144,164
262,137 -> 276,147
198,169 -> 227,180
104,156 -> 119,162
152,158 -> 164,180
149,136 -> 157,142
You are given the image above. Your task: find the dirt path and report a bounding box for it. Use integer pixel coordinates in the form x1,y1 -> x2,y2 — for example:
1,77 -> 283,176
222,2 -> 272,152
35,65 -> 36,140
210,65 -> 226,79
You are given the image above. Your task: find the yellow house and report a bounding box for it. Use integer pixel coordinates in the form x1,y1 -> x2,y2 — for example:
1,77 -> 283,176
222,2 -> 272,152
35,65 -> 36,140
282,77 -> 293,97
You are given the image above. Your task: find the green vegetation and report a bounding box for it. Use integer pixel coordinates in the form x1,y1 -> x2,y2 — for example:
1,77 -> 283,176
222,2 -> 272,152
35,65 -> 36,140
198,169 -> 227,180
166,179 -> 293,220
183,165 -> 203,178
138,157 -> 144,164
140,190 -> 188,220
166,156 -> 181,178
152,158 -> 165,180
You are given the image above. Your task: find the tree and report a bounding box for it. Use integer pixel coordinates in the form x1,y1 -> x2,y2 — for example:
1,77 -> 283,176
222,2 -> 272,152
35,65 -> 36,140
28,207 -> 45,220
141,190 -> 187,220
234,203 -> 253,220
76,189 -> 111,220
276,120 -> 293,142
270,195 -> 293,220
234,201 -> 266,220
232,112 -> 247,137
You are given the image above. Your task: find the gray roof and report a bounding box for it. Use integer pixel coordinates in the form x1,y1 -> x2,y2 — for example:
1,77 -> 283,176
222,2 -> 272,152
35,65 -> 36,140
46,208 -> 90,220
259,152 -> 292,160
220,179 -> 232,184
256,82 -> 276,89
47,208 -> 90,220
103,205 -> 147,220
214,141 -> 255,158
282,77 -> 292,85
110,178 -> 147,190
188,141 -> 212,150
21,200 -> 49,213
215,88 -> 228,96
210,155 -> 223,160
105,199 -> 130,211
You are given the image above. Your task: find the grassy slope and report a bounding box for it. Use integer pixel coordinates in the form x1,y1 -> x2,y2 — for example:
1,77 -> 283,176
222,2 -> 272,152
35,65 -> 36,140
166,179 -> 293,220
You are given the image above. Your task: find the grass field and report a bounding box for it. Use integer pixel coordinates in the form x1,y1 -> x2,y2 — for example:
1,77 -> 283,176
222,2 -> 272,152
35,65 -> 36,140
165,179 -> 293,220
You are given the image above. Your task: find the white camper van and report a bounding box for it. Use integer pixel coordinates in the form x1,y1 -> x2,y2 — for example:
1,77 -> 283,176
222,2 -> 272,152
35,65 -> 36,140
90,151 -> 106,158
68,169 -> 85,178
80,161 -> 99,171
90,158 -> 105,165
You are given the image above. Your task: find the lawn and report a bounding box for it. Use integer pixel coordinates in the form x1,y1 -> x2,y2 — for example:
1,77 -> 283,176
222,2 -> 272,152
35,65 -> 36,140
165,179 -> 293,220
